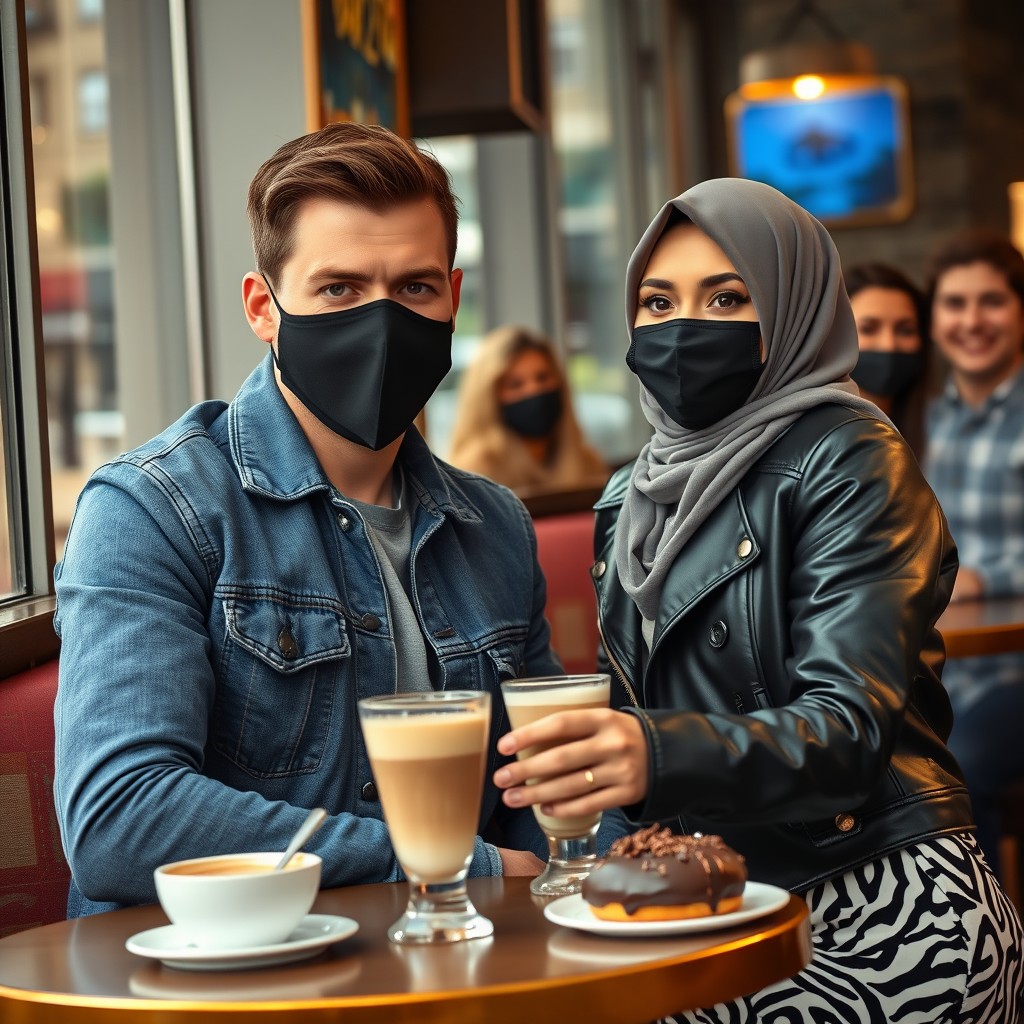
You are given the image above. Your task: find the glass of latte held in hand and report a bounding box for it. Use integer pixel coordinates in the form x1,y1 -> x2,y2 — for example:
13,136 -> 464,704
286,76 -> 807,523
500,674 -> 611,897
357,691 -> 493,944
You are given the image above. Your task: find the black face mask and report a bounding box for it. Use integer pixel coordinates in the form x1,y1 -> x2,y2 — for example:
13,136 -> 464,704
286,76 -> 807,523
851,350 -> 922,399
500,389 -> 563,439
266,281 -> 453,450
626,318 -> 764,430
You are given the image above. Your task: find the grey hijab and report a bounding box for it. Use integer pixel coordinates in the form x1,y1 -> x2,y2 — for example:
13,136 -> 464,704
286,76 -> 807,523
615,177 -> 888,623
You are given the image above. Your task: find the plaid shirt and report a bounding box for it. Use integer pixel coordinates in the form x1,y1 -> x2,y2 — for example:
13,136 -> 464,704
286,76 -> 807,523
924,367 -> 1024,710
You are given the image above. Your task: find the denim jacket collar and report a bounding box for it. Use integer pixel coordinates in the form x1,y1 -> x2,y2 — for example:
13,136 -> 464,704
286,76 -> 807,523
228,354 -> 482,524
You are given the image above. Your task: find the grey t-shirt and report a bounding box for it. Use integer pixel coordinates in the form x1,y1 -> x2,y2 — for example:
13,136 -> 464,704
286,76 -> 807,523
348,468 -> 432,692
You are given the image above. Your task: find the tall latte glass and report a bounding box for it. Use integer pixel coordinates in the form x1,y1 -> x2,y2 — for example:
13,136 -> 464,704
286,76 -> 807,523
358,690 -> 493,944
500,674 -> 610,897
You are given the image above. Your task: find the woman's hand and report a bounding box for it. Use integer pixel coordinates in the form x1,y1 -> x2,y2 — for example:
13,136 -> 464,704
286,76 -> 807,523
492,709 -> 649,818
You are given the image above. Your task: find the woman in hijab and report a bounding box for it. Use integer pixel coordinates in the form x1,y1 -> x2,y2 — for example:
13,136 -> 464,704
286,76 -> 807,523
447,324 -> 607,495
494,179 -> 1023,1018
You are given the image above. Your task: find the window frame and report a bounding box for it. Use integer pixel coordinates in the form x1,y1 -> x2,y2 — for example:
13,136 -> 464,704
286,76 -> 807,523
1,0 -> 59,678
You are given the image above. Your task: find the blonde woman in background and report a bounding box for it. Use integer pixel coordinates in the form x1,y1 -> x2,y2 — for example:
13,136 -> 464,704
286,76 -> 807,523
448,325 -> 607,494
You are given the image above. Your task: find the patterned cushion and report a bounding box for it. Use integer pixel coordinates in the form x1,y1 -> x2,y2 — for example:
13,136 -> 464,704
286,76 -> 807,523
533,511 -> 599,676
0,660 -> 69,935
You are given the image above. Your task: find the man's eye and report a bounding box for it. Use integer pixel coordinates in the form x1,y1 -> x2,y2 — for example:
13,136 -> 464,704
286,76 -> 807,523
404,282 -> 433,296
324,284 -> 348,298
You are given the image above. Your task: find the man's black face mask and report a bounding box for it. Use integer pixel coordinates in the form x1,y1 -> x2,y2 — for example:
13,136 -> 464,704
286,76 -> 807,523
266,279 -> 453,450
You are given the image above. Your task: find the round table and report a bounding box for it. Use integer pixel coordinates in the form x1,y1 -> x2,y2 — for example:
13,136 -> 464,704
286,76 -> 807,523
0,877 -> 811,1023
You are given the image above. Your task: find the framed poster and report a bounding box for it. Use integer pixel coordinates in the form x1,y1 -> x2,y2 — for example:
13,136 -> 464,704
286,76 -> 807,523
725,77 -> 914,227
302,0 -> 409,136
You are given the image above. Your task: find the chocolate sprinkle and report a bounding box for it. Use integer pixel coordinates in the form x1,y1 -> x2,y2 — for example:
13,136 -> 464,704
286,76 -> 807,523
607,823 -> 737,862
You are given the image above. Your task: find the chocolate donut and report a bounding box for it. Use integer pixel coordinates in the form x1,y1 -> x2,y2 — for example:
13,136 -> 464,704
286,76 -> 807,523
582,825 -> 747,921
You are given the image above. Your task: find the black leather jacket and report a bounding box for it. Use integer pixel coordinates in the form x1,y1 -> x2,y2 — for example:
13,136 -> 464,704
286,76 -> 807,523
594,404 -> 973,893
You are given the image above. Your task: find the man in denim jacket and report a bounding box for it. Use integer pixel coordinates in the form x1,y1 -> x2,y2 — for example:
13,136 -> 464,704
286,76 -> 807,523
53,123 -> 618,916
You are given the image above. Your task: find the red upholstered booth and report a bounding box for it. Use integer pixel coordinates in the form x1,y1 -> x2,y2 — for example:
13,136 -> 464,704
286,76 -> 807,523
0,660 -> 70,935
531,510 -> 601,677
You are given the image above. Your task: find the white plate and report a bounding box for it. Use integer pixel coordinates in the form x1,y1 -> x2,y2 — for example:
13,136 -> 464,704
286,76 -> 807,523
125,913 -> 359,971
543,881 -> 790,937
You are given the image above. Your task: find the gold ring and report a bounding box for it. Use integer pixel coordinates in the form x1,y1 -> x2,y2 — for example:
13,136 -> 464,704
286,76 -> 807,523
584,768 -> 596,788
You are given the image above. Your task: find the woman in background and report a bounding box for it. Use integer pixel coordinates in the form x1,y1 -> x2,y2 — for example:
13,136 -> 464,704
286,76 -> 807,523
448,325 -> 606,494
846,261 -> 931,457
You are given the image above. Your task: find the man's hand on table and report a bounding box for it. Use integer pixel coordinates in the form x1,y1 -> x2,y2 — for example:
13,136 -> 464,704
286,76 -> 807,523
498,848 -> 545,876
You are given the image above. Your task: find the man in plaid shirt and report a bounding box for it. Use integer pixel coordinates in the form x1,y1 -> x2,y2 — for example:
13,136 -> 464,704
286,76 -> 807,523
924,228 -> 1024,879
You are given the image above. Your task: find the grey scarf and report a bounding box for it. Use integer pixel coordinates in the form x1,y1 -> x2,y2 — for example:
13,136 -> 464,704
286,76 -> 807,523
615,178 -> 888,623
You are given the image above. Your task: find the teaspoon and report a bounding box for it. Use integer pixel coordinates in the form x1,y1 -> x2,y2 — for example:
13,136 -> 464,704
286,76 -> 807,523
275,807 -> 327,871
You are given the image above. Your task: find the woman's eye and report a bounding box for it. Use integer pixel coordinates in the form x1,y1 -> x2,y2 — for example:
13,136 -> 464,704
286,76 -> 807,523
709,290 -> 750,310
640,294 -> 673,313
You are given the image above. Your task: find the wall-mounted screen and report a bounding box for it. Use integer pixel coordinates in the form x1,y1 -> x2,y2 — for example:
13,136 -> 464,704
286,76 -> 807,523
725,77 -> 913,227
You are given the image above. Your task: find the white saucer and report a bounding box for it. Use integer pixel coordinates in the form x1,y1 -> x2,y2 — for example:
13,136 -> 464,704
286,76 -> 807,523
125,914 -> 359,971
543,881 -> 790,937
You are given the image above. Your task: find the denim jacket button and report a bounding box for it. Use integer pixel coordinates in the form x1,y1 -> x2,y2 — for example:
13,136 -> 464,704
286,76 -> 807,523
277,628 -> 298,659
336,512 -> 351,531
360,612 -> 381,631
361,781 -> 378,802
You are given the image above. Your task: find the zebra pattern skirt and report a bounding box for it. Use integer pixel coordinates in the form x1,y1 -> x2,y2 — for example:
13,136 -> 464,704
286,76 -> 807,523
669,834 -> 1023,1024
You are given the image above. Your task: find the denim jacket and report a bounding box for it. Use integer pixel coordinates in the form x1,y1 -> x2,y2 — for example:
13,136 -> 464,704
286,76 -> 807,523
54,355 -> 606,916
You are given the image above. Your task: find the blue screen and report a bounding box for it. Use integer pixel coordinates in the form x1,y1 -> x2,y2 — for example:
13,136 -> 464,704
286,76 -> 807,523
733,88 -> 906,221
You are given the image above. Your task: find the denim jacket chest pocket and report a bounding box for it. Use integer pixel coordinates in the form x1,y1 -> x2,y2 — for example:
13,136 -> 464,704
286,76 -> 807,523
213,589 -> 351,779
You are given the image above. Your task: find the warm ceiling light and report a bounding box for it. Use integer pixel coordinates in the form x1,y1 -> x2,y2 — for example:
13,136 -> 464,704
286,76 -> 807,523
738,1 -> 877,99
793,75 -> 825,100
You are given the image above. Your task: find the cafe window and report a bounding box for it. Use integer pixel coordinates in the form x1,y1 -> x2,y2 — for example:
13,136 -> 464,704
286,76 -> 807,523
1,0 -> 60,673
27,5 -> 121,557
3,0 -> 189,664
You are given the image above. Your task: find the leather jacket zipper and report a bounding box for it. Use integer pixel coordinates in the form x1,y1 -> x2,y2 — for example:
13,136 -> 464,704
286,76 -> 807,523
597,613 -> 639,707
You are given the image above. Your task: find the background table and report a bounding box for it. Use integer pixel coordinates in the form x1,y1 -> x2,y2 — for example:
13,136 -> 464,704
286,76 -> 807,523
0,877 -> 811,1023
937,596 -> 1024,659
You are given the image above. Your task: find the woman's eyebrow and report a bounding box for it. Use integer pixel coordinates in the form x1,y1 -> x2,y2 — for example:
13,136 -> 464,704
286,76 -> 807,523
698,272 -> 745,288
638,272 -> 746,290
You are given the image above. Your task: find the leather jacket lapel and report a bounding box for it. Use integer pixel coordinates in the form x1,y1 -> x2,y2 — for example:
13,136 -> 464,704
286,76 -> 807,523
595,485 -> 761,684
652,488 -> 760,651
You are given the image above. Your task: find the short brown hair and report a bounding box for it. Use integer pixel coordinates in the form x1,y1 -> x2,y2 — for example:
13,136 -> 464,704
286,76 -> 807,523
926,228 -> 1024,306
247,122 -> 459,283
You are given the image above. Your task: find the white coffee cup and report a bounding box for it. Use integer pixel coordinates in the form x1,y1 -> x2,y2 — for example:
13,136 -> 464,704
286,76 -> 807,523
153,851 -> 321,949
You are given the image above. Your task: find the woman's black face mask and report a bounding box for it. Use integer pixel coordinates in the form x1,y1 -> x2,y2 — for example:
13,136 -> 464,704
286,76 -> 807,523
852,350 -> 923,399
500,389 -> 563,439
627,317 -> 764,430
